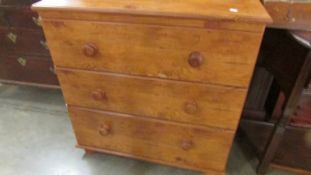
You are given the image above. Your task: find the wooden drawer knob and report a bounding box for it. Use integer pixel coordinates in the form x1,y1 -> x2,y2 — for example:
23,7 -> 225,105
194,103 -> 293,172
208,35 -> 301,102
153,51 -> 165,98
83,43 -> 98,57
181,139 -> 193,151
99,123 -> 111,136
188,51 -> 204,68
184,101 -> 198,114
92,90 -> 107,101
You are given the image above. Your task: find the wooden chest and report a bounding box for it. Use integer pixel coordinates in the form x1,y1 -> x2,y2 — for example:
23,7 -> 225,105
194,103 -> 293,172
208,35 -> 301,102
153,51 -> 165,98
33,0 -> 271,174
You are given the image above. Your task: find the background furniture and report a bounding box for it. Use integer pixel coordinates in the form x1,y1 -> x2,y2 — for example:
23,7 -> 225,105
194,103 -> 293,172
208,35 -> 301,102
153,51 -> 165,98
0,0 -> 59,88
263,0 -> 311,30
240,1 -> 311,174
33,0 -> 270,174
243,0 -> 311,121
241,29 -> 311,174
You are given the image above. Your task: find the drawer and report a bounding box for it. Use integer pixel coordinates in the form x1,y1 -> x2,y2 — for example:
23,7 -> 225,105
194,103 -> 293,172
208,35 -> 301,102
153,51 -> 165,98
0,6 -> 41,29
69,106 -> 234,172
0,27 -> 49,56
0,55 -> 58,86
43,20 -> 263,87
58,68 -> 247,129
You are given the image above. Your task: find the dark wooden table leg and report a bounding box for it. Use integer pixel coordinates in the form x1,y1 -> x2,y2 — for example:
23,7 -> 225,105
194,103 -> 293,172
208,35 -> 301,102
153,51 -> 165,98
257,51 -> 311,174
257,119 -> 286,174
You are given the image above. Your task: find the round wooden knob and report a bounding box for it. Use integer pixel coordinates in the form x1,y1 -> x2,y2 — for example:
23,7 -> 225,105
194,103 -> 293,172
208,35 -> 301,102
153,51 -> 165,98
92,90 -> 107,101
184,101 -> 198,114
188,51 -> 204,68
181,139 -> 193,151
83,43 -> 98,57
99,123 -> 111,136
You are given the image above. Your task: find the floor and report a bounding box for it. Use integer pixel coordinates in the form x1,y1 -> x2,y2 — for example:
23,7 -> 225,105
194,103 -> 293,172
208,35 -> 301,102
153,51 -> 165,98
0,83 -> 296,175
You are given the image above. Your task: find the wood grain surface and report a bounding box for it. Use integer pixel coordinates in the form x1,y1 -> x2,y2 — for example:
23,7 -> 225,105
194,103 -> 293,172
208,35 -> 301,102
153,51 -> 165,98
32,1 -> 270,174
57,68 -> 246,130
32,0 -> 271,23
36,11 -> 265,32
69,106 -> 234,173
43,19 -> 263,87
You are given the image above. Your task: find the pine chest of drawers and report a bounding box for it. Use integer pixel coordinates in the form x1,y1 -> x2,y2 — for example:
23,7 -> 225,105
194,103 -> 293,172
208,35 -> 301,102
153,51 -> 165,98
33,1 -> 271,174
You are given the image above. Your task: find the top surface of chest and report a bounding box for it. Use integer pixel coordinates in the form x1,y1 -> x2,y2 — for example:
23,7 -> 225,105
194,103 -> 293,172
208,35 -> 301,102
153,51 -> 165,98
32,0 -> 271,24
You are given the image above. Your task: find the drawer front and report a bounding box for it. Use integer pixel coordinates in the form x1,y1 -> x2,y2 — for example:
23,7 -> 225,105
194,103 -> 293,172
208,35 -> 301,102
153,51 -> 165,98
0,55 -> 58,85
58,68 -> 246,129
0,7 -> 42,29
0,27 -> 49,56
43,20 -> 262,87
69,107 -> 234,172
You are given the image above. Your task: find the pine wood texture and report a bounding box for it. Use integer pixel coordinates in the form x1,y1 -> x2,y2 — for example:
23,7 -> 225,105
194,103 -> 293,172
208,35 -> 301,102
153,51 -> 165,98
33,0 -> 270,174
36,11 -> 265,33
43,20 -> 263,87
57,68 -> 246,129
32,0 -> 271,23
69,106 -> 234,173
